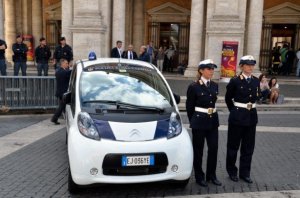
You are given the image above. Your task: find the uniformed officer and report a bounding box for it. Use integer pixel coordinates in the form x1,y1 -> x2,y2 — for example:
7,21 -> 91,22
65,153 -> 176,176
51,58 -> 72,125
53,37 -> 73,69
186,59 -> 222,187
225,55 -> 261,183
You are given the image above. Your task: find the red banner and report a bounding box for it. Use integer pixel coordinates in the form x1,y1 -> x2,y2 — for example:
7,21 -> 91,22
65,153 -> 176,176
22,35 -> 34,61
221,41 -> 238,79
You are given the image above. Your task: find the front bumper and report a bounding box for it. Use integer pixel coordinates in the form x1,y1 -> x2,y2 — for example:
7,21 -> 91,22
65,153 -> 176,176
68,127 -> 193,185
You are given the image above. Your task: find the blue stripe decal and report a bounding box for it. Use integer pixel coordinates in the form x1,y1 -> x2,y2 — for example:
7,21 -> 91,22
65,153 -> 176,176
93,119 -> 116,140
154,119 -> 169,139
150,155 -> 155,166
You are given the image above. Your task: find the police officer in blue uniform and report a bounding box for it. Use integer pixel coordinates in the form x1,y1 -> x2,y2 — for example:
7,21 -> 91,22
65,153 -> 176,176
186,59 -> 222,187
53,37 -> 73,69
225,55 -> 261,183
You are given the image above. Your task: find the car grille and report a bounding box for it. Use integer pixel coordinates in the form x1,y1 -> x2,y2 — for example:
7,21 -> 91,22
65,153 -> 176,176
102,153 -> 168,176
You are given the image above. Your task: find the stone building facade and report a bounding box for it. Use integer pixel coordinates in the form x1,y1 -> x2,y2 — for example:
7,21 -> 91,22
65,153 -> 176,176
1,0 -> 300,78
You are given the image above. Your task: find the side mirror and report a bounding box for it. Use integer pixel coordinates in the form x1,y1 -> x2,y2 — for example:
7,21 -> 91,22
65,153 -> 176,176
173,93 -> 181,104
63,91 -> 71,104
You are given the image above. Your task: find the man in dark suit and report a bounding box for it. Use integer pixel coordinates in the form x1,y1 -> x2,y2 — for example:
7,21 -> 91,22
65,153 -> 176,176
225,55 -> 261,184
51,58 -> 72,125
122,44 -> 138,60
111,40 -> 123,58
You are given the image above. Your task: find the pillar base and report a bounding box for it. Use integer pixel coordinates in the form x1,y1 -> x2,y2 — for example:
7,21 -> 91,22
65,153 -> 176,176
184,66 -> 198,78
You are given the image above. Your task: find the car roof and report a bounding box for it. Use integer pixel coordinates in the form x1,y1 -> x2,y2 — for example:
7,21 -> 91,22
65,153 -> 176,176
76,58 -> 156,69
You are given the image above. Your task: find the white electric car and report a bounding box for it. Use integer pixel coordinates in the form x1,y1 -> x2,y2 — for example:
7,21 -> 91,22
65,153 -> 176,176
64,57 -> 193,193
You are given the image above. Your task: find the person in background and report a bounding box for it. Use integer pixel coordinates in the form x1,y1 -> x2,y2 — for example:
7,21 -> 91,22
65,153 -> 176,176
186,59 -> 222,187
138,45 -> 150,63
51,58 -> 72,125
0,38 -> 7,76
111,40 -> 123,58
225,55 -> 260,184
147,41 -> 155,64
12,35 -> 28,76
258,74 -> 270,103
272,46 -> 281,75
284,47 -> 296,76
121,44 -> 138,60
53,37 -> 73,69
164,45 -> 175,72
268,77 -> 279,104
156,46 -> 165,72
296,48 -> 300,77
279,44 -> 288,75
35,37 -> 51,76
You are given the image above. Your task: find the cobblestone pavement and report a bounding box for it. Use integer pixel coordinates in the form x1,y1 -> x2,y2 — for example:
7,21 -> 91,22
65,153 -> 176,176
0,114 -> 50,138
0,113 -> 299,197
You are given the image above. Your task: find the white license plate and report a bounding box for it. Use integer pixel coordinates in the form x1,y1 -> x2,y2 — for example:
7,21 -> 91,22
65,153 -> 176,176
122,155 -> 154,166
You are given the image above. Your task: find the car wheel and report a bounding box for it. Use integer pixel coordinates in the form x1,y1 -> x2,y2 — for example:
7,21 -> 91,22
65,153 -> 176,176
172,178 -> 190,188
68,167 -> 80,193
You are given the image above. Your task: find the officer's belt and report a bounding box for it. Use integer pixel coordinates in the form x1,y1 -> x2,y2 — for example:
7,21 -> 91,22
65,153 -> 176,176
195,107 -> 217,115
234,102 -> 256,110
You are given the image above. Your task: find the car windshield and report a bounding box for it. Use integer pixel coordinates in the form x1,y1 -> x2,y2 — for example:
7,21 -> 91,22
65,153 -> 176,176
79,64 -> 173,109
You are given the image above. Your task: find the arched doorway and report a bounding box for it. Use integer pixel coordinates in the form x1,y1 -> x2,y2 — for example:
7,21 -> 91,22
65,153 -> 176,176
260,2 -> 300,74
147,2 -> 190,70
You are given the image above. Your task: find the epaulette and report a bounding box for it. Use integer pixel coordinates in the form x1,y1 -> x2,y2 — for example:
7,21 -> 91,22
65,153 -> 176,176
239,74 -> 244,80
252,75 -> 258,80
198,79 -> 204,85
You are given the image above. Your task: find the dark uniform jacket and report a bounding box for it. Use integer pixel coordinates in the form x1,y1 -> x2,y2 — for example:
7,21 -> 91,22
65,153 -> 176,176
54,44 -> 73,63
12,43 -> 28,62
55,67 -> 72,98
225,74 -> 261,126
121,50 -> 138,60
186,80 -> 219,130
0,39 -> 7,60
35,45 -> 51,64
111,47 -> 121,58
138,52 -> 150,63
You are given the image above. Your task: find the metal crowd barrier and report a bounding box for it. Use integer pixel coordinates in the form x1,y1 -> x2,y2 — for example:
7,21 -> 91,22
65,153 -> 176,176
0,76 -> 57,110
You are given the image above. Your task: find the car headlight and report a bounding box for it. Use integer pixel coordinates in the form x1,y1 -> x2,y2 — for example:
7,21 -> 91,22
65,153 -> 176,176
167,112 -> 182,139
77,112 -> 100,140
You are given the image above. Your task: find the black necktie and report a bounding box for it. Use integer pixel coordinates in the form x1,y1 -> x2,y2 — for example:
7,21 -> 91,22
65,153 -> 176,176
130,52 -> 133,59
247,77 -> 251,83
206,81 -> 210,87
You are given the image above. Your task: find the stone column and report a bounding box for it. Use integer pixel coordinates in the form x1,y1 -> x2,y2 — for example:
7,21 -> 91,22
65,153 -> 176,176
32,0 -> 43,48
184,0 -> 204,78
132,0 -> 144,52
100,0 -> 112,57
22,0 -> 28,34
4,0 -> 16,62
0,0 -> 4,39
62,0 -> 73,46
112,0 -> 126,50
246,0 -> 264,75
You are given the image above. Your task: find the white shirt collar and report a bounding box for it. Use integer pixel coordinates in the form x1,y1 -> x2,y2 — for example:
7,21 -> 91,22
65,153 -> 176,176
242,73 -> 251,79
201,76 -> 210,85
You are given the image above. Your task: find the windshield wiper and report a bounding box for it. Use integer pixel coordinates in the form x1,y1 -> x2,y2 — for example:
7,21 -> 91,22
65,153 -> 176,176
82,100 -> 164,112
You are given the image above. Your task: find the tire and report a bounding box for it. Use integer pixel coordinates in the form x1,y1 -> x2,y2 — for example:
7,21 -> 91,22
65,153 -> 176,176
172,178 -> 190,188
68,167 -> 80,193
